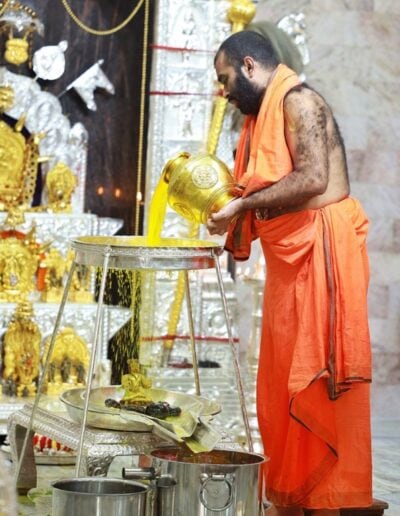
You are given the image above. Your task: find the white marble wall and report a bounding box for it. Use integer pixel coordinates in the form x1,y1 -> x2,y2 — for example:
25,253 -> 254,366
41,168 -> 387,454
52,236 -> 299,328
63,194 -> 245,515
254,0 -> 400,384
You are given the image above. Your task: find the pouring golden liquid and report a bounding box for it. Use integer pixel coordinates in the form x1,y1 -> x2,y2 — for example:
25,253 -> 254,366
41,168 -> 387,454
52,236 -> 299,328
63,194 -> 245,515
147,172 -> 169,245
147,151 -> 236,243
164,152 -> 236,225
146,151 -> 235,362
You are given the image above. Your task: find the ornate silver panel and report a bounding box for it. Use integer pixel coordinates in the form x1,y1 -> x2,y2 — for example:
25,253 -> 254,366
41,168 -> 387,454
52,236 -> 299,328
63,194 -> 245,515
0,305 -> 130,433
145,0 -> 231,228
0,303 -> 130,363
144,0 -> 236,328
138,267 -> 237,366
0,212 -> 123,256
7,404 -> 174,483
0,67 -> 88,212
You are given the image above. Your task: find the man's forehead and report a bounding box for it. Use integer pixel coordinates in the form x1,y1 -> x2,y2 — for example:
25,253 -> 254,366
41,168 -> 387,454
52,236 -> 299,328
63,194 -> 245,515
215,49 -> 227,63
214,51 -> 230,72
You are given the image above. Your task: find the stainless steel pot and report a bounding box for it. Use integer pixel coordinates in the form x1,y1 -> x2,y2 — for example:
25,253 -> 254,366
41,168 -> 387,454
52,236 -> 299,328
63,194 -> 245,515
124,447 -> 265,516
51,477 -> 149,516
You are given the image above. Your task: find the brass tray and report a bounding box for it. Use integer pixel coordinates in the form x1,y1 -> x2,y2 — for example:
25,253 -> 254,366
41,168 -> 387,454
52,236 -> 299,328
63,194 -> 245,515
60,386 -> 221,432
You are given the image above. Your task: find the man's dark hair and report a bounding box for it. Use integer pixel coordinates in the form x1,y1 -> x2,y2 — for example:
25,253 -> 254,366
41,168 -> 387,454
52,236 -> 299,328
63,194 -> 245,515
215,30 -> 280,71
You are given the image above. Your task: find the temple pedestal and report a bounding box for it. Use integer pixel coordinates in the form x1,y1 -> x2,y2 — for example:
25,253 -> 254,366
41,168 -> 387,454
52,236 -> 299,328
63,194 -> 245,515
8,404 -> 174,494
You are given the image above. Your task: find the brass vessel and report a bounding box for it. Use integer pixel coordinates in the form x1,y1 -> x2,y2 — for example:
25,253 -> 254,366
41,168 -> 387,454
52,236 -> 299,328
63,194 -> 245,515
162,152 -> 236,225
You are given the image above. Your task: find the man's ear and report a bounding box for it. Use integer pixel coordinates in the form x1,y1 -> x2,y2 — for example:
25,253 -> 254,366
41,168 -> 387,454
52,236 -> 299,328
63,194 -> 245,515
242,56 -> 255,78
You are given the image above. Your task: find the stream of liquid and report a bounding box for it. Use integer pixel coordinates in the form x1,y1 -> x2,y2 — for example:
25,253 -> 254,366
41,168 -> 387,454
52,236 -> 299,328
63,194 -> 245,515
93,175 -> 170,378
146,172 -> 202,364
105,171 -> 207,376
147,173 -> 169,245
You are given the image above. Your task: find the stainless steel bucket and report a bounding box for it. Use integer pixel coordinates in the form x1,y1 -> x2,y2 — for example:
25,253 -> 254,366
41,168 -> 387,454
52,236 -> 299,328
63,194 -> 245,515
125,447 -> 266,516
51,477 -> 149,516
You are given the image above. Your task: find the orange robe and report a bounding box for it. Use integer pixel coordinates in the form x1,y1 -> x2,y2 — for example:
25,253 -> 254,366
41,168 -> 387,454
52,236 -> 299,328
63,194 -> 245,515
227,65 -> 372,508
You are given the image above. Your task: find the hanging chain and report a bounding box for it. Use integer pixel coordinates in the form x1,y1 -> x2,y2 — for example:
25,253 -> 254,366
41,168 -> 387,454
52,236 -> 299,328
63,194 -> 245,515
134,0 -> 149,235
60,0 -> 145,36
59,0 -> 148,232
0,1 -> 11,17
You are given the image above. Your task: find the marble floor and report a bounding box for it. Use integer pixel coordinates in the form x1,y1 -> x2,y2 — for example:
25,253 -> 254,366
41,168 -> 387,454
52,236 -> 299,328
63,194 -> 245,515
12,384 -> 400,515
370,384 -> 400,516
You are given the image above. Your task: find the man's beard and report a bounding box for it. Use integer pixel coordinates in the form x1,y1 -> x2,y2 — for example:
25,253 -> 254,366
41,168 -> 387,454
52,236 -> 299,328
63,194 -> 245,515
229,72 -> 265,115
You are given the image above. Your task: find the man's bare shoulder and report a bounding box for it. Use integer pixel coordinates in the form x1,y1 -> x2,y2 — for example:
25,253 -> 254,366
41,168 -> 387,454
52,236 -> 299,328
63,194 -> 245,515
283,84 -> 327,120
283,85 -> 331,138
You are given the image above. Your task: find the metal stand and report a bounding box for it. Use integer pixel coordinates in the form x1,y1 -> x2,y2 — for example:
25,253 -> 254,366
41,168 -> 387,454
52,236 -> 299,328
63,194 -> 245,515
14,236 -> 253,486
215,258 -> 253,452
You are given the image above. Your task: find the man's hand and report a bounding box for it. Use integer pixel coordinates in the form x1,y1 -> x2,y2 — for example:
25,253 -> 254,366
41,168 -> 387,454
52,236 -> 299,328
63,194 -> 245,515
206,197 -> 243,236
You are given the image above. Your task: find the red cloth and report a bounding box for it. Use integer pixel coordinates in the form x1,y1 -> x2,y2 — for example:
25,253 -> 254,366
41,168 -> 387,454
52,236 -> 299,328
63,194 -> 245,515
256,199 -> 372,508
225,64 -> 301,260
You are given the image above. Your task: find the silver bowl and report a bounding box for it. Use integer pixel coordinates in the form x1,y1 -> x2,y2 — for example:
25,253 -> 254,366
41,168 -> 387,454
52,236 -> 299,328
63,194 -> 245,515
70,236 -> 223,271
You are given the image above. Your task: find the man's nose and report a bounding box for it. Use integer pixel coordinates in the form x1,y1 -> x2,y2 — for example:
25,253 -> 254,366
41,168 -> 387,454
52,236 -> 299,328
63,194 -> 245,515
217,82 -> 228,99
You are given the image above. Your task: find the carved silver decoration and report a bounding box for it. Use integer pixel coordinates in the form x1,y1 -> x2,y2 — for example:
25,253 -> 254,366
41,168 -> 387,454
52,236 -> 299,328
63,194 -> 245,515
138,268 -> 237,367
7,404 -> 174,487
42,122 -> 89,212
0,210 -> 123,433
0,305 -> 130,433
0,67 -> 88,212
32,40 -> 68,81
26,90 -> 63,133
0,1 -> 44,35
0,303 -> 131,366
66,59 -> 115,111
1,66 -> 41,116
169,5 -> 208,67
277,13 -> 310,67
143,0 -> 236,330
96,216 -> 124,238
0,212 -> 123,255
215,103 -> 238,170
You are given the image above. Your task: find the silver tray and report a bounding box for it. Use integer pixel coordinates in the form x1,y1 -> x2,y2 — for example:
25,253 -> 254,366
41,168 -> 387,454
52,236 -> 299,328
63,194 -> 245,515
70,236 -> 223,271
60,386 -> 221,432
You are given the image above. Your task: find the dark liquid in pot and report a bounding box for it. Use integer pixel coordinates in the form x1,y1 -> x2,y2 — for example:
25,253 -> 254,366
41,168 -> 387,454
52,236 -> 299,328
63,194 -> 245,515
152,448 -> 264,465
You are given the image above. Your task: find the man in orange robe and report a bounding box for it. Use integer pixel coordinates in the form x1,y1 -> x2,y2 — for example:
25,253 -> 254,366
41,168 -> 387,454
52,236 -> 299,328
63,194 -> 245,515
207,31 -> 372,516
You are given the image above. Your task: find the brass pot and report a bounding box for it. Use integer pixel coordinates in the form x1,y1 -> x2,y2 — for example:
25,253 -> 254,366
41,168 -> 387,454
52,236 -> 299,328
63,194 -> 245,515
162,152 -> 236,225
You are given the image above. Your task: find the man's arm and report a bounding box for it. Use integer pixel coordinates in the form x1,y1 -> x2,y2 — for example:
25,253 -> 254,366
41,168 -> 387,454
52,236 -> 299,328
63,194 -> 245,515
207,88 -> 330,235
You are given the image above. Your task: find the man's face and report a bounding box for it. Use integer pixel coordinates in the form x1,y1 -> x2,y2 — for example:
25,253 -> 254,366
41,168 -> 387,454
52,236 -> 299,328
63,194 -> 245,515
215,51 -> 264,115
